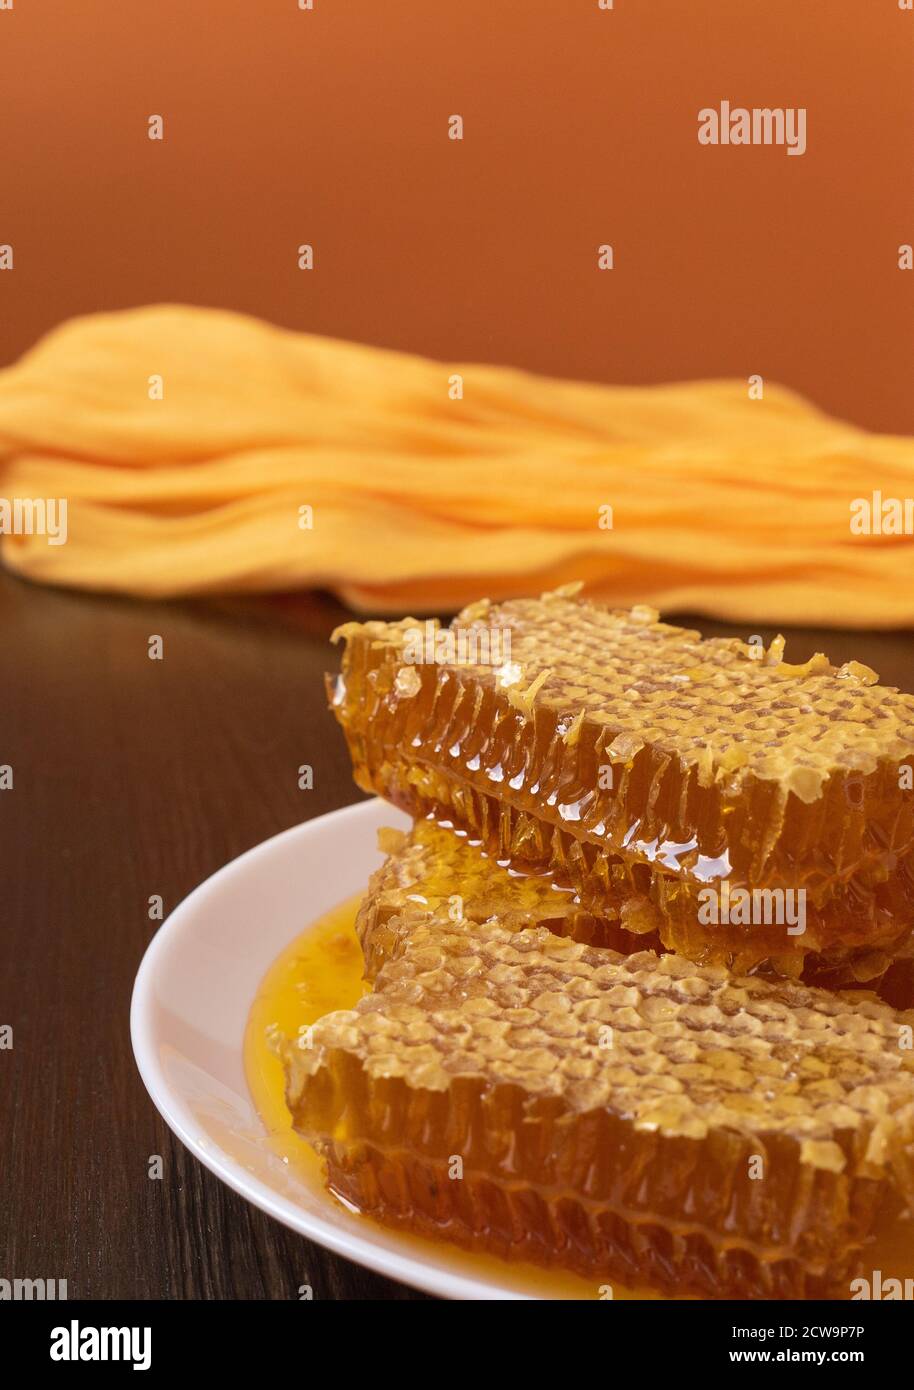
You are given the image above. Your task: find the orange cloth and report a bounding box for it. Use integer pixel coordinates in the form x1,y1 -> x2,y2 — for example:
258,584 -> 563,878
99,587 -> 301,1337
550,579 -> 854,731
0,304 -> 911,624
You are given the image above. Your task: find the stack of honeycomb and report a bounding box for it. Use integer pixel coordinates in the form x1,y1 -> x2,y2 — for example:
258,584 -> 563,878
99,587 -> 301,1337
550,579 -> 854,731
282,590 -> 914,1297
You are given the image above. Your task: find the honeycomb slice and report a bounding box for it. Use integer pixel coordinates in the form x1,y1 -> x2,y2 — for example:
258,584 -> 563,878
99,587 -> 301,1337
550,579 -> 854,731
357,820 -> 657,979
329,591 -> 914,977
284,919 -> 914,1298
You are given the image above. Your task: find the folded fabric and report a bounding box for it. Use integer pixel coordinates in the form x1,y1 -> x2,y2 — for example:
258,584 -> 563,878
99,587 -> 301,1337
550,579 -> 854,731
0,304 -> 911,624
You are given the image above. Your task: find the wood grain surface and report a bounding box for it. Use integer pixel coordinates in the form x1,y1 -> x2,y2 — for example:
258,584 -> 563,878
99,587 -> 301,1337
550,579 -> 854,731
2,567 -> 913,1300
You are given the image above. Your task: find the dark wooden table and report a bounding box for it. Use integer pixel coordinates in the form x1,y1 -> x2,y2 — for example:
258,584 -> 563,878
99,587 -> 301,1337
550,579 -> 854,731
2,566 -> 912,1300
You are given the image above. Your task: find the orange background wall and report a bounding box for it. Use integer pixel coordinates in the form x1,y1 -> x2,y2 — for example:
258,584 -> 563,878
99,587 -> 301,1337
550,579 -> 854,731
1,0 -> 911,432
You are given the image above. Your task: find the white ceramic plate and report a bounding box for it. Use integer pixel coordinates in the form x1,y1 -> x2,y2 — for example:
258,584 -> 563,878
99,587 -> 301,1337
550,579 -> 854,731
131,798 -> 599,1301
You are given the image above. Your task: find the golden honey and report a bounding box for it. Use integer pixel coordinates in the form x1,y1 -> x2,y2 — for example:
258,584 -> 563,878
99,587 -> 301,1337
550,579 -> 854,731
244,892 -> 368,1144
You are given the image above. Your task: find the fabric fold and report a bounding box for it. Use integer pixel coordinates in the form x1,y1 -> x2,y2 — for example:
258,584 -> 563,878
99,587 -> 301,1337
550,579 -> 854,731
0,303 -> 911,623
